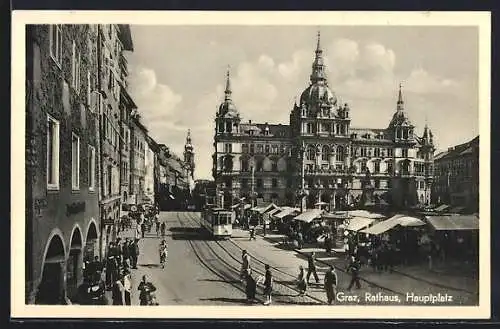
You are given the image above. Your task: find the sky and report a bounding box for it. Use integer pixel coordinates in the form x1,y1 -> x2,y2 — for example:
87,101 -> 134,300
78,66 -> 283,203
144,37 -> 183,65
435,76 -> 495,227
125,25 -> 479,180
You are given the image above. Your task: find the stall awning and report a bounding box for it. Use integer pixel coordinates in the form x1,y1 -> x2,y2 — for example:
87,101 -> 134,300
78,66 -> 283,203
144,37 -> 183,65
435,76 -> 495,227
268,208 -> 282,216
231,203 -> 240,209
434,204 -> 450,212
243,204 -> 252,210
346,217 -> 376,232
293,209 -> 324,223
252,203 -> 279,214
274,207 -> 300,219
361,215 -> 424,235
347,210 -> 386,219
426,215 -> 479,231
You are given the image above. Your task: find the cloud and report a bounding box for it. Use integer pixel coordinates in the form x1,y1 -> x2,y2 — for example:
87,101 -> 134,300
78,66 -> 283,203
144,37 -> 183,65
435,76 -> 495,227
405,67 -> 462,95
128,65 -> 183,123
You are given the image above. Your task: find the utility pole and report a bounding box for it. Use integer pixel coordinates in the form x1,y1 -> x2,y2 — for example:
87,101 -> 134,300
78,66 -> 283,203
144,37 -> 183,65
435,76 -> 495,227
251,165 -> 255,208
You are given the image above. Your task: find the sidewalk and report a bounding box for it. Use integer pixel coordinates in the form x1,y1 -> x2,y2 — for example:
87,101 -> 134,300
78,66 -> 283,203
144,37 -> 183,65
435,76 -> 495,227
232,227 -> 479,305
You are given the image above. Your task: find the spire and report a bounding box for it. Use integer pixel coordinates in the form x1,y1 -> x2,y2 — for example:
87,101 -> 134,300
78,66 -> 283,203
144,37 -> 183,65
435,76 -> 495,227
224,65 -> 232,101
310,29 -> 326,83
397,82 -> 404,111
186,129 -> 192,145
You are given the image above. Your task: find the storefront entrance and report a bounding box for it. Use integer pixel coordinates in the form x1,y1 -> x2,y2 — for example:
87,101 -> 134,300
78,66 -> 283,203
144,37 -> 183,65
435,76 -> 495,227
36,234 -> 65,305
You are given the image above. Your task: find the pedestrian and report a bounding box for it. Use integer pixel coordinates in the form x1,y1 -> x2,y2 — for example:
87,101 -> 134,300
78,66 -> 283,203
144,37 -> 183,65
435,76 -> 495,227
347,256 -> 361,290
245,271 -> 257,303
249,227 -> 256,241
130,239 -> 139,269
240,250 -> 251,281
112,274 -> 125,305
160,221 -> 166,238
296,265 -> 307,296
138,275 -> 157,305
123,269 -> 132,305
297,231 -> 304,249
263,264 -> 273,305
325,232 -> 332,254
306,252 -> 320,284
324,265 -> 338,305
155,214 -> 160,236
122,239 -> 130,269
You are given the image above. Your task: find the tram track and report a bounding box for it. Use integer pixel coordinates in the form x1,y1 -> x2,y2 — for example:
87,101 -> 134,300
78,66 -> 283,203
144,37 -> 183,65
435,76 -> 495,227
178,212 -> 326,305
181,212 -> 326,305
183,211 -> 478,302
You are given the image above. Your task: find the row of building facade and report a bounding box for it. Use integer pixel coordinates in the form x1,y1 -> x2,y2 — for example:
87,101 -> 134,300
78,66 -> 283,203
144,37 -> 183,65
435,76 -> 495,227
25,24 -> 194,304
212,32 -> 479,214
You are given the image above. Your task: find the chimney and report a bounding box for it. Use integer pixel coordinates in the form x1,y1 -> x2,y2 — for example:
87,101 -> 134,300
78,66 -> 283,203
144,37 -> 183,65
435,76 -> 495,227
249,120 -> 252,124
448,147 -> 454,152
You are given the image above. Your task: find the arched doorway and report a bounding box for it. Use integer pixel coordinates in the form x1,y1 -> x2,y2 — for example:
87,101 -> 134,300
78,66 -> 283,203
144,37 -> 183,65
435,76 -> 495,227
67,227 -> 83,300
85,221 -> 99,260
36,234 -> 66,304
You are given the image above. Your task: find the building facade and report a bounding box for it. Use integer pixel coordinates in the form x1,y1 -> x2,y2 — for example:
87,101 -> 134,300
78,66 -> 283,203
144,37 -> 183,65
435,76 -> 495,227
213,33 -> 435,210
25,24 -> 100,304
144,135 -> 158,203
129,114 -> 148,204
432,136 -> 479,213
97,24 -> 133,255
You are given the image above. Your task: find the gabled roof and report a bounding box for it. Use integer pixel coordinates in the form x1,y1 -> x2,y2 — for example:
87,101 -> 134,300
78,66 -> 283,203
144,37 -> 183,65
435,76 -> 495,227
435,136 -> 479,162
239,122 -> 290,137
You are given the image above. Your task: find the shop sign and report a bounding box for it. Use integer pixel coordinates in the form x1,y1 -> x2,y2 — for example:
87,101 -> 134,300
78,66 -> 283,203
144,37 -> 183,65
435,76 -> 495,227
66,202 -> 86,216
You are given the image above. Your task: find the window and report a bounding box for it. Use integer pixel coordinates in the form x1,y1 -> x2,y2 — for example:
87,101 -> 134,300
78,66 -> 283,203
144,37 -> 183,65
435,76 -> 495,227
272,145 -> 278,154
271,161 -> 278,172
265,144 -> 270,154
87,72 -> 92,107
47,115 -> 60,189
402,149 -> 408,158
257,144 -> 263,153
49,25 -> 63,66
387,162 -> 393,174
71,41 -> 81,93
272,178 -> 278,188
256,160 -> 263,172
387,148 -> 394,157
279,145 -> 285,154
374,148 -> 381,157
360,147 -> 367,157
224,143 -> 232,153
249,144 -> 255,154
88,145 -> 96,191
321,146 -> 329,161
72,134 -> 80,190
374,161 -> 380,173
107,164 -> 112,196
306,147 -> 316,161
241,179 -> 249,188
241,159 -> 249,172
361,160 -> 367,172
242,144 -> 249,153
374,179 -> 380,188
336,146 -> 344,162
306,123 -> 314,134
256,179 -> 263,188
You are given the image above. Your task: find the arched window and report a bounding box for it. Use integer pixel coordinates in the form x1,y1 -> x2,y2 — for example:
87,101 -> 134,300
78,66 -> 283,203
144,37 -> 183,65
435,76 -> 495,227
306,147 -> 316,160
241,158 -> 249,172
336,146 -> 344,162
321,145 -> 329,161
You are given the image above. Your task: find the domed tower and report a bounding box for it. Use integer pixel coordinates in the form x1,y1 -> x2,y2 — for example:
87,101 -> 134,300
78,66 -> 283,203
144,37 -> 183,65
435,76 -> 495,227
289,31 -> 352,209
184,129 -> 195,179
213,67 -> 241,208
387,83 -> 415,142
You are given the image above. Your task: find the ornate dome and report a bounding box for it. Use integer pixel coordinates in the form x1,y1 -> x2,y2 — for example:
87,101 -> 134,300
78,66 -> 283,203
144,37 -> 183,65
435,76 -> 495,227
299,82 -> 337,107
218,100 -> 239,117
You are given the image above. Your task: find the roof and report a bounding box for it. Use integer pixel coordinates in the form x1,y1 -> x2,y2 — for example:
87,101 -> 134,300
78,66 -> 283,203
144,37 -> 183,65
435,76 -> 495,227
131,115 -> 148,133
426,215 -> 479,231
435,136 -> 479,163
293,209 -> 325,223
346,210 -> 386,219
118,25 -> 134,51
361,214 -> 425,235
251,203 -> 279,214
166,157 -> 184,173
239,122 -> 290,138
345,217 -> 377,232
273,207 -> 300,219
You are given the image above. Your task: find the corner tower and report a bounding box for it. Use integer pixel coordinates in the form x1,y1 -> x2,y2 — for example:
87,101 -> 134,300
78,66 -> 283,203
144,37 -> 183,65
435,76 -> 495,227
184,129 -> 195,179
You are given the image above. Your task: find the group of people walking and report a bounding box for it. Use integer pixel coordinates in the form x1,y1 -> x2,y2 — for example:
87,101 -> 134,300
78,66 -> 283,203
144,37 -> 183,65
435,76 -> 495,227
240,250 -> 273,305
296,252 -> 339,304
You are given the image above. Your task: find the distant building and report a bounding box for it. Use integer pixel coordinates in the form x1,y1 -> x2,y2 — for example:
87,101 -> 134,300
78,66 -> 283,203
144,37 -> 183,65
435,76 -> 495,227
183,129 -> 196,193
432,136 -> 479,212
144,135 -> 159,204
213,32 -> 435,210
25,24 -> 100,304
129,114 -> 148,204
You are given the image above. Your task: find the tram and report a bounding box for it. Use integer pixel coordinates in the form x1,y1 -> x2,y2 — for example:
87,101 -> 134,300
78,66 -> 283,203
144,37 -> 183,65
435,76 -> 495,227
200,205 -> 233,239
